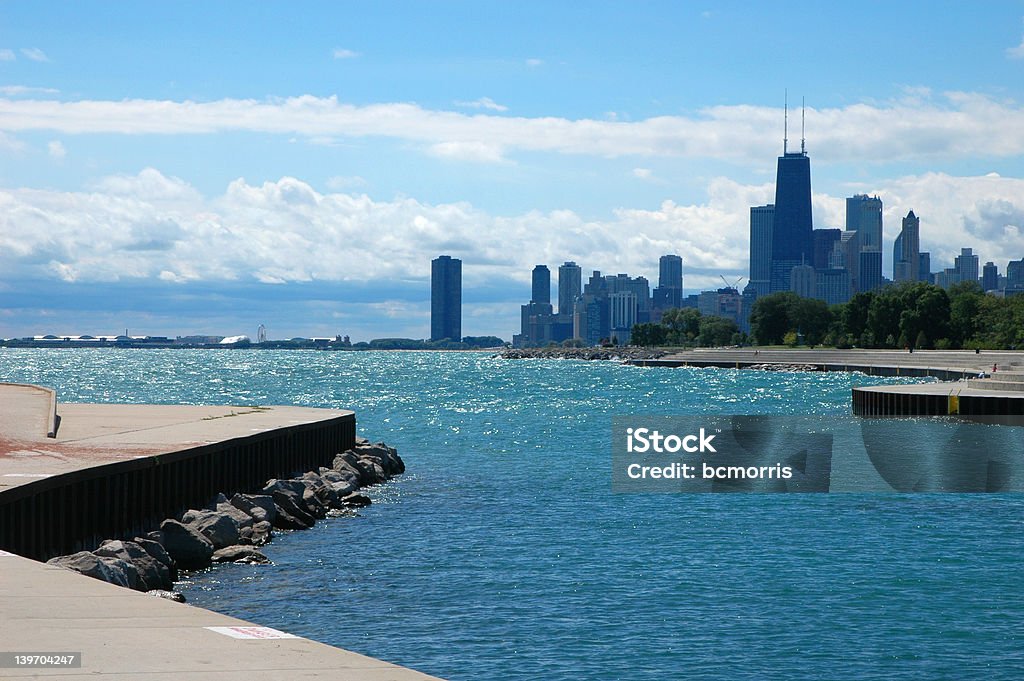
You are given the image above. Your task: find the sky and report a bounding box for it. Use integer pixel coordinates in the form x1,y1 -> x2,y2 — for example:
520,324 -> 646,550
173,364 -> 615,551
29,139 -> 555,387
2,1 -> 1024,341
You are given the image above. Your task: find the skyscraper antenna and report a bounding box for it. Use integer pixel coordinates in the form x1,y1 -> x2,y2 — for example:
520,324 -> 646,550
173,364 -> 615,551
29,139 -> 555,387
801,96 -> 806,155
783,89 -> 788,154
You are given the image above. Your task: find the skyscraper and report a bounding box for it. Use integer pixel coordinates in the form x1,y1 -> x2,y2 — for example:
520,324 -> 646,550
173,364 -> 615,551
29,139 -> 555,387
430,255 -> 462,342
557,261 -> 582,315
769,127 -> 813,292
982,261 -> 999,291
812,228 -> 842,270
893,211 -> 920,282
846,195 -> 883,252
654,254 -> 683,310
954,248 -> 979,285
749,204 -> 774,296
531,265 -> 551,305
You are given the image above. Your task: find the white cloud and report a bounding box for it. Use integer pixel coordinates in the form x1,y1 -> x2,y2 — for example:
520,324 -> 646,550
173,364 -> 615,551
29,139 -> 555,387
632,167 -> 653,180
0,131 -> 24,151
332,48 -> 360,59
325,175 -> 367,191
454,97 -> 508,112
428,140 -> 507,163
0,49 -> 15,61
0,91 -> 1023,166
525,58 -> 543,67
1,168 -> 1019,296
20,47 -> 49,62
0,85 -> 59,96
47,140 -> 65,159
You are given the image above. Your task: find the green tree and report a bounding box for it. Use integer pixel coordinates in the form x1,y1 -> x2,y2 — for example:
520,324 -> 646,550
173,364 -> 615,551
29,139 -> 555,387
749,292 -> 800,345
789,297 -> 832,346
840,292 -> 874,341
660,307 -> 702,345
948,281 -> 984,348
697,316 -> 739,347
629,323 -> 667,347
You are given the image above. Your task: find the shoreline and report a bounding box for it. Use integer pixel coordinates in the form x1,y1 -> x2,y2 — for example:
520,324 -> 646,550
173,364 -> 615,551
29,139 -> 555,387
0,386 -> 444,680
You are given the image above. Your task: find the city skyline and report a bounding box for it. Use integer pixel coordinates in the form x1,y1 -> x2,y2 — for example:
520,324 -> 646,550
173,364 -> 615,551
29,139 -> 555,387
3,2 -> 1024,340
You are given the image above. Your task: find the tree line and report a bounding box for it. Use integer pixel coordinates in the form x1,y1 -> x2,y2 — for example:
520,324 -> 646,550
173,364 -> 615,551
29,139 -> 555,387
629,281 -> 1024,349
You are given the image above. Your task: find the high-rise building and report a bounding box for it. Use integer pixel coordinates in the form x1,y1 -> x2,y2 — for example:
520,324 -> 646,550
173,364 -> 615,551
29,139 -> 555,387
918,252 -> 931,283
858,250 -> 883,292
816,269 -> 851,305
954,248 -> 979,285
430,255 -> 462,342
654,254 -> 683,311
789,263 -> 815,298
770,145 -> 814,292
983,261 -> 999,291
609,291 -> 637,345
749,205 -> 774,296
812,229 -> 842,271
1007,259 -> 1024,290
893,211 -> 920,282
846,195 -> 883,252
557,261 -> 582,315
531,265 -> 551,304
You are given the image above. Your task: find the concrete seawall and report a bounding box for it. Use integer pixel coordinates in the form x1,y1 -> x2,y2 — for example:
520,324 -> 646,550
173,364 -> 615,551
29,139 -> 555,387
0,384 -> 445,680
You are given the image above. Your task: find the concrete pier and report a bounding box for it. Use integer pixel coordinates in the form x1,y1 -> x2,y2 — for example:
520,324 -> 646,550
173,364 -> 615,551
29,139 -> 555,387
0,384 -> 445,680
628,348 -> 1024,380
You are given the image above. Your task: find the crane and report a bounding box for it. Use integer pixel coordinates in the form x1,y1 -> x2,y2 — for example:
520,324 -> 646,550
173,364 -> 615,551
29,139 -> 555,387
719,275 -> 744,291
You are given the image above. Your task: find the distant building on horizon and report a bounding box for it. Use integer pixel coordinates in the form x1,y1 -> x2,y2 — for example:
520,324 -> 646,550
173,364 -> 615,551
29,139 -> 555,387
653,254 -> 683,312
769,135 -> 813,293
749,204 -> 773,297
558,261 -> 582,316
430,255 -> 462,342
893,211 -> 920,283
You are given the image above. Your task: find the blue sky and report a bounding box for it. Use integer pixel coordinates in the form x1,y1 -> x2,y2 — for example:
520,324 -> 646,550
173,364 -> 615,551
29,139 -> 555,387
2,1 -> 1024,340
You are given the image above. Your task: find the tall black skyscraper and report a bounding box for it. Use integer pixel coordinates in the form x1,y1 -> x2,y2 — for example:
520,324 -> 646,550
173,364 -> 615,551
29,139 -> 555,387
557,261 -> 582,315
430,255 -> 462,342
531,265 -> 551,305
769,100 -> 813,292
653,254 -> 683,310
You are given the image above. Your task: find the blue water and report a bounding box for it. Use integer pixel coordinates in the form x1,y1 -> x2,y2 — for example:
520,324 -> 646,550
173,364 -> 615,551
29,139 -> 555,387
2,349 -> 1022,680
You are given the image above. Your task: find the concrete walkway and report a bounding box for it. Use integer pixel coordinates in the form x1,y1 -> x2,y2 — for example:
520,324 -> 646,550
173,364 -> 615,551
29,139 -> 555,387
0,551 -> 442,680
0,384 -> 353,494
0,384 -> 445,680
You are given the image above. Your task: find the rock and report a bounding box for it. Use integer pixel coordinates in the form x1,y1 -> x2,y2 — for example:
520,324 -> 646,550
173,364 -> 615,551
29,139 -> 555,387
300,471 -> 341,509
215,502 -> 254,531
212,545 -> 271,564
262,480 -> 316,530
47,551 -> 135,588
181,509 -> 241,549
205,492 -> 230,510
230,493 -> 277,525
264,479 -> 323,523
319,468 -> 359,497
159,519 -> 214,570
133,536 -> 178,582
148,589 -> 187,603
250,520 -> 273,546
355,442 -> 405,476
341,492 -> 372,507
95,539 -> 171,591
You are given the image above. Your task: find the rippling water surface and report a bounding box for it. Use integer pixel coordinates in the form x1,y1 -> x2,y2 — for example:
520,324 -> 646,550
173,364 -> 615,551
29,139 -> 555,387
2,349 -> 1021,680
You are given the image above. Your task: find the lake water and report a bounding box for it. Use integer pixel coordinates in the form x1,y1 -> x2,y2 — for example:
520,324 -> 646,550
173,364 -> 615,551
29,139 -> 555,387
2,349 -> 1021,680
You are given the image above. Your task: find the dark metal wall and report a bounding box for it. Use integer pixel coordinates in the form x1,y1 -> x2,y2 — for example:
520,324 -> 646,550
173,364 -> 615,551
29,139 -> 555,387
0,414 -> 355,561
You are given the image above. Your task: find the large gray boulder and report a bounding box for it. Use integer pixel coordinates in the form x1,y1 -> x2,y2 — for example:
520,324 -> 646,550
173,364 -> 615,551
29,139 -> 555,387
212,545 -> 271,564
230,493 -> 277,525
300,471 -> 341,509
318,468 -> 358,497
94,539 -> 171,591
159,519 -> 214,570
355,442 -> 405,476
181,509 -> 241,549
47,551 -> 135,589
215,502 -> 254,531
263,479 -> 318,527
133,536 -> 178,582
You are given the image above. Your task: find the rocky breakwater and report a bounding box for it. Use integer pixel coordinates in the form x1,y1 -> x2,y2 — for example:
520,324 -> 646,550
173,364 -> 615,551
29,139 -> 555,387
499,347 -> 669,361
747,363 -> 821,372
46,438 -> 404,601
